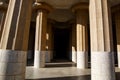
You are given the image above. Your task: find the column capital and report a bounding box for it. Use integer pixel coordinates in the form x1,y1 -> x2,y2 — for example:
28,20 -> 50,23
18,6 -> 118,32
33,2 -> 53,13
71,2 -> 89,13
47,19 -> 55,24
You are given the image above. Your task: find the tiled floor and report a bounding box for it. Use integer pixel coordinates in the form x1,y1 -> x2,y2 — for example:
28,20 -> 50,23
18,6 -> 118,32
25,67 -> 91,80
25,60 -> 120,80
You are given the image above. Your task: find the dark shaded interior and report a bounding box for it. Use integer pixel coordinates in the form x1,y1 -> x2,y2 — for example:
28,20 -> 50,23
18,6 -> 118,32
112,15 -> 118,65
53,23 -> 71,60
27,22 -> 36,66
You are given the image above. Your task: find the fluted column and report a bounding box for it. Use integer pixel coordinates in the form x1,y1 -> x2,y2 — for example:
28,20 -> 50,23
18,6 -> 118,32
0,12 -> 6,41
0,0 -> 7,42
72,23 -> 77,63
0,0 -> 32,79
89,0 -> 115,80
76,10 -> 88,69
34,9 -> 48,68
115,12 -> 120,68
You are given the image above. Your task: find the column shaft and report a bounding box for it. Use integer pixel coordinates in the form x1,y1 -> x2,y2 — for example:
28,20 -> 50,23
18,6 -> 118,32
0,11 -> 6,41
0,0 -> 32,79
34,10 -> 47,68
115,12 -> 120,68
89,0 -> 115,80
0,0 -> 7,41
72,24 -> 77,63
76,10 -> 88,69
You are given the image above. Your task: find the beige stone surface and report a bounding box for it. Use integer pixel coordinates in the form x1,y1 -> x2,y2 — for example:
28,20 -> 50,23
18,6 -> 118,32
115,12 -> 120,52
89,0 -> 115,80
74,9 -> 88,69
0,0 -> 120,80
115,12 -> 120,68
37,0 -> 88,9
89,0 -> 113,51
76,10 -> 88,51
0,12 -> 6,41
34,4 -> 49,68
0,0 -> 32,80
37,0 -> 120,9
34,50 -> 45,68
0,0 -> 32,51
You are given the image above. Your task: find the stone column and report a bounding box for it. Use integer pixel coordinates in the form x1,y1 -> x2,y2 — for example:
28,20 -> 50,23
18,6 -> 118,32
89,0 -> 115,80
72,24 -> 77,63
0,0 -> 7,41
76,10 -> 88,69
34,9 -> 48,68
0,11 -> 6,41
115,12 -> 120,68
0,0 -> 32,79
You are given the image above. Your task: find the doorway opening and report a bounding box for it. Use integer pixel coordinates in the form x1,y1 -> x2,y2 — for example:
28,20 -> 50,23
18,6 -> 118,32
27,22 -> 36,66
53,22 -> 71,61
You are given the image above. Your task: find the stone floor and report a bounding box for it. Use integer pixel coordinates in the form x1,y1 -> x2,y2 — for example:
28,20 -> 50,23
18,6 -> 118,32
25,60 -> 120,80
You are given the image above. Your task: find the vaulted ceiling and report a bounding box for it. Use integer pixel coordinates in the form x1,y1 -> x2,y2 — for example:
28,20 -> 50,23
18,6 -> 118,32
37,0 -> 120,9
33,0 -> 120,22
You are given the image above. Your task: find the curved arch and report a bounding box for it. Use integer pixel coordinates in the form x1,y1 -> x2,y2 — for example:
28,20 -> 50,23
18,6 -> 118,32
71,2 -> 89,12
112,4 -> 120,13
33,2 -> 54,12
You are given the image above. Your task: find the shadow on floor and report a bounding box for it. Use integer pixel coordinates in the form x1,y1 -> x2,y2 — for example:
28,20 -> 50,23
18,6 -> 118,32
27,59 -> 76,67
26,75 -> 91,80
45,61 -> 76,68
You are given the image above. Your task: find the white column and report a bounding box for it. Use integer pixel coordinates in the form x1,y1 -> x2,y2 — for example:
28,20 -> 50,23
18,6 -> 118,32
0,11 -> 6,40
72,24 -> 77,63
0,0 -> 7,40
0,0 -> 32,79
89,0 -> 115,80
34,9 -> 47,68
76,10 -> 88,69
115,12 -> 120,68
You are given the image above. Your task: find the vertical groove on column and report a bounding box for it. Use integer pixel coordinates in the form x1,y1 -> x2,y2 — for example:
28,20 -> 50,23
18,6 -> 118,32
89,0 -> 115,80
0,11 -> 6,41
0,0 -> 33,80
115,12 -> 120,68
76,10 -> 88,69
34,9 -> 48,68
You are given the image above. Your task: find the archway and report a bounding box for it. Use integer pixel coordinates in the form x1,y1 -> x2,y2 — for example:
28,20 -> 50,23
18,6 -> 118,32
53,22 -> 72,61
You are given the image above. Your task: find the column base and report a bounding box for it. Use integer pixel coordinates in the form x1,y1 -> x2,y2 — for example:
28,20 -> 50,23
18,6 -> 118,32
91,52 -> 115,80
0,49 -> 26,80
118,52 -> 120,68
72,51 -> 77,63
77,51 -> 88,69
34,50 -> 45,68
45,51 -> 51,63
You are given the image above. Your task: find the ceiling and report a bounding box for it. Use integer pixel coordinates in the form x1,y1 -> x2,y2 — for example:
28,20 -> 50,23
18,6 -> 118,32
33,0 -> 120,22
37,0 -> 120,9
